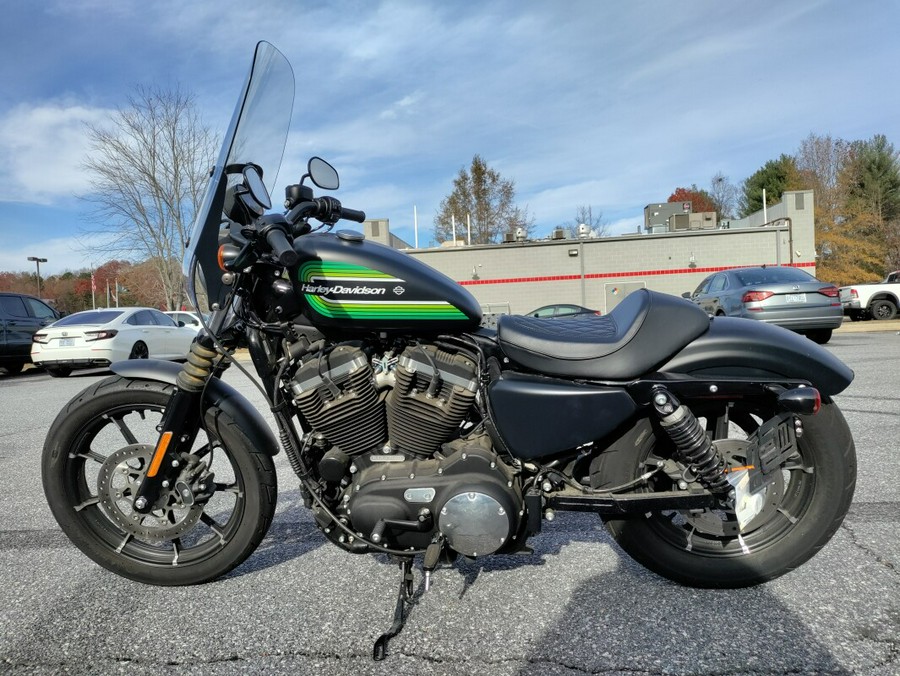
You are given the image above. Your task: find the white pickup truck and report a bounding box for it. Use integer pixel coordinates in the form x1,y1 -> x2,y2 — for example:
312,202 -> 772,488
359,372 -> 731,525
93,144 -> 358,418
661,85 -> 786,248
839,270 -> 900,320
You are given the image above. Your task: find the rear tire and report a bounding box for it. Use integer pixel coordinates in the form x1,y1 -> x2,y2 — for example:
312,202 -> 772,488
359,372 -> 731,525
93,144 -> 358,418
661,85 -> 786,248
129,341 -> 149,359
869,299 -> 897,320
596,399 -> 855,588
1,361 -> 25,375
42,376 -> 277,585
806,329 -> 832,344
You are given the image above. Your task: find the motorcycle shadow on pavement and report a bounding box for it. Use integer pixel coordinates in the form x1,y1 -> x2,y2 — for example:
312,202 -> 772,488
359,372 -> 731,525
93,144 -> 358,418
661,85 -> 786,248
517,566 -> 851,675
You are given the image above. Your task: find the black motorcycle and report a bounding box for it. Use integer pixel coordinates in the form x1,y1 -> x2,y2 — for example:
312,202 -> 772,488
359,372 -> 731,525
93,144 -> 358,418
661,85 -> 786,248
42,42 -> 856,660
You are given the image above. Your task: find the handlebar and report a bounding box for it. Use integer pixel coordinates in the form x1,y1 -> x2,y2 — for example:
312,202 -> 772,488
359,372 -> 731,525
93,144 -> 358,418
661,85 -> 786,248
340,207 -> 366,223
264,225 -> 299,267
286,197 -> 365,226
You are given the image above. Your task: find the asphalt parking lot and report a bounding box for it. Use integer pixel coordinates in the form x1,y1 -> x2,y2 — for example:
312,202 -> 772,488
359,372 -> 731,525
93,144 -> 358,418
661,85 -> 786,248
1,327 -> 898,675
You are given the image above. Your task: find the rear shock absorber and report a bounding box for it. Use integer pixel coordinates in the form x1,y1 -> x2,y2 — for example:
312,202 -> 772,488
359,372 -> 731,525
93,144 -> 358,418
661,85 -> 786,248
651,386 -> 730,492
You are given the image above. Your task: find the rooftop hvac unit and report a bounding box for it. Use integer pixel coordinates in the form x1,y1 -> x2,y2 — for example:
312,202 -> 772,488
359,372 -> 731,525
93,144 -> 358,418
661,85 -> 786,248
551,228 -> 566,240
503,232 -> 516,243
577,223 -> 591,238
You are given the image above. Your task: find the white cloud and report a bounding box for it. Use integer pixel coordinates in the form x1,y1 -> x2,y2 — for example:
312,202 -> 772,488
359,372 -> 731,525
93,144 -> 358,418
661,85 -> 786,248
0,236 -> 99,276
0,101 -> 111,204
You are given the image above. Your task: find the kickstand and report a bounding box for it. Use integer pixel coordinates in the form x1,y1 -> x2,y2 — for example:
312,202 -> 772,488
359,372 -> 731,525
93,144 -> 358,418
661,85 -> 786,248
373,557 -> 415,661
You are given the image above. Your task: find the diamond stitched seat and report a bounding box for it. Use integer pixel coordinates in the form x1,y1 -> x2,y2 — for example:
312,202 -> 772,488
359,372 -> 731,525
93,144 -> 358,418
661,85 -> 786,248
497,289 -> 710,380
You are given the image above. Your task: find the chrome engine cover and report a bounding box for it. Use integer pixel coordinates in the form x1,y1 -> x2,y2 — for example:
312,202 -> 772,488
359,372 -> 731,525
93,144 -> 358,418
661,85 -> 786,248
439,491 -> 512,557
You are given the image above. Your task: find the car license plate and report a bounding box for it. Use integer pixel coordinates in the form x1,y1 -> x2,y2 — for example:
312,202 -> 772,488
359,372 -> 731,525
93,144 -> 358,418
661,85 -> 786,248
785,293 -> 806,304
59,338 -> 75,347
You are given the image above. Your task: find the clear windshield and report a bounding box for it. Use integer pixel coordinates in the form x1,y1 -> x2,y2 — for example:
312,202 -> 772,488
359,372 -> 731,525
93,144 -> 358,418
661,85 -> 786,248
184,42 -> 295,311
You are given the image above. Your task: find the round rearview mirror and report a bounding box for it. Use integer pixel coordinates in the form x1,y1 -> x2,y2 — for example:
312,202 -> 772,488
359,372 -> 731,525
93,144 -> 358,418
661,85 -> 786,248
308,157 -> 340,190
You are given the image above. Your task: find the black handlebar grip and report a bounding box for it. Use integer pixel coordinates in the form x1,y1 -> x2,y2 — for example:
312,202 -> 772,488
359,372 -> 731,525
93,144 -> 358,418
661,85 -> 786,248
265,227 -> 299,266
341,207 -> 366,223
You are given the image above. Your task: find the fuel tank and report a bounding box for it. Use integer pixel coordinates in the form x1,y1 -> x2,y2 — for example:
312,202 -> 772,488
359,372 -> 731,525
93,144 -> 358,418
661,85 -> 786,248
292,230 -> 482,331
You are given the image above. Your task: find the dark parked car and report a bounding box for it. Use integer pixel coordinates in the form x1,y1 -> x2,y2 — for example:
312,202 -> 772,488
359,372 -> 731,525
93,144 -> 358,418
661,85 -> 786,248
526,304 -> 601,318
0,292 -> 61,374
683,266 -> 842,343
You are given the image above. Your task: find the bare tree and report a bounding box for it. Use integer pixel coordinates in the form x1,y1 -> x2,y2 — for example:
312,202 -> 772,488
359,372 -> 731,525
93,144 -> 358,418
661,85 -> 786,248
81,86 -> 216,310
559,205 -> 609,238
434,155 -> 534,244
708,172 -> 738,220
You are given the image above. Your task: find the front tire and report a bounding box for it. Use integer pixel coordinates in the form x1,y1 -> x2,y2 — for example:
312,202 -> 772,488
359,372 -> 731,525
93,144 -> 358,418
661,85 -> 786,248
42,376 -> 277,585
597,399 -> 856,588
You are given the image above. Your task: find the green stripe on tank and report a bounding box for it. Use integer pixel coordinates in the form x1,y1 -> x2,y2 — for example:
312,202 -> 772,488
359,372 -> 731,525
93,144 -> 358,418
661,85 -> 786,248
306,295 -> 468,319
300,261 -> 398,283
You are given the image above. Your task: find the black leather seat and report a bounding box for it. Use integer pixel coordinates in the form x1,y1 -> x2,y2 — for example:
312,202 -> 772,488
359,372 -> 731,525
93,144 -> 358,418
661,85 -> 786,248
497,289 -> 710,380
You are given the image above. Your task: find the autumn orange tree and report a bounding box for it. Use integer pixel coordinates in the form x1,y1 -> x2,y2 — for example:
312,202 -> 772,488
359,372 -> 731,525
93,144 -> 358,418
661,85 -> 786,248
667,186 -> 717,215
796,133 -> 900,285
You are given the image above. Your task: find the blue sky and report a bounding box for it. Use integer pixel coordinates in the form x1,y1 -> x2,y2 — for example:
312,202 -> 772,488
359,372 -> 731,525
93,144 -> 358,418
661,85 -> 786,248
1,0 -> 898,275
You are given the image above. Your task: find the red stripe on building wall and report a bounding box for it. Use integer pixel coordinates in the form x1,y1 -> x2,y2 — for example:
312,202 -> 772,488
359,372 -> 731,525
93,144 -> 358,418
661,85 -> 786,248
458,262 -> 816,286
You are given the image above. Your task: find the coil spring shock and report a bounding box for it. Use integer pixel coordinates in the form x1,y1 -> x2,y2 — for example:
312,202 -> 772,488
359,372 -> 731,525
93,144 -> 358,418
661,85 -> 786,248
175,341 -> 221,392
651,387 -> 730,492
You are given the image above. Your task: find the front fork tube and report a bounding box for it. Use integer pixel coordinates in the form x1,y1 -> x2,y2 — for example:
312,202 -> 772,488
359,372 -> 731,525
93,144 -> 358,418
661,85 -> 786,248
132,387 -> 203,513
130,330 -> 222,513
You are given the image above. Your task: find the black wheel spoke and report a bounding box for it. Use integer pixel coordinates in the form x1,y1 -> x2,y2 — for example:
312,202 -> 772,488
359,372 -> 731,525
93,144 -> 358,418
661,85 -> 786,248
193,442 -> 213,460
110,414 -> 139,445
75,449 -> 107,465
74,496 -> 101,512
215,482 -> 241,495
200,512 -> 227,544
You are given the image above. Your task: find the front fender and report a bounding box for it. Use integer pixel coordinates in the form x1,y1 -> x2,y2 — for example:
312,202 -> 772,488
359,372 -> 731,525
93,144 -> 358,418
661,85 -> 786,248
660,317 -> 854,396
111,359 -> 279,456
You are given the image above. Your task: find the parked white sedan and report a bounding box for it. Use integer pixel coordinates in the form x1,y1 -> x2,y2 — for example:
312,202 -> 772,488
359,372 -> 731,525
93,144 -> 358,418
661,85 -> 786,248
31,307 -> 197,377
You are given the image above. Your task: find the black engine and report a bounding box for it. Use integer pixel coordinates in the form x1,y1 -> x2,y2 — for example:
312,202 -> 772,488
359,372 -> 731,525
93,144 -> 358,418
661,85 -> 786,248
288,342 -> 523,555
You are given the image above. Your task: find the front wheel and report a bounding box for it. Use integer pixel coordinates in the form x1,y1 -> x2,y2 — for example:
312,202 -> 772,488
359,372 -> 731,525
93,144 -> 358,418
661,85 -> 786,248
42,376 -> 277,585
596,399 -> 856,588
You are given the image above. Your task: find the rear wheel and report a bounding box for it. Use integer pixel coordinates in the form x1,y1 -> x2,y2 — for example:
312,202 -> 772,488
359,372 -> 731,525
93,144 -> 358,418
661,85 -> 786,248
869,299 -> 897,320
42,376 -> 277,585
596,399 -> 856,588
1,361 -> 25,375
806,329 -> 832,344
129,341 -> 149,359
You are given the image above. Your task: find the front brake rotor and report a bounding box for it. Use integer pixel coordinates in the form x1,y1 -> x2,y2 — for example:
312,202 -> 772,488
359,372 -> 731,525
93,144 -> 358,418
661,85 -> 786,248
96,444 -> 204,542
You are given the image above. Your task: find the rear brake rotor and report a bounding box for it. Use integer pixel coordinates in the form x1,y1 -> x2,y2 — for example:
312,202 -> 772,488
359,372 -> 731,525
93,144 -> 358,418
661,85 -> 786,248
96,444 -> 204,542
678,439 -> 784,537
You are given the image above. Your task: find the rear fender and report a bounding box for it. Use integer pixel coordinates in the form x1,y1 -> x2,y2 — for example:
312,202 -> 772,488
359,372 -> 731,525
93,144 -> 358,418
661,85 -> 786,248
111,359 -> 279,456
659,317 -> 853,396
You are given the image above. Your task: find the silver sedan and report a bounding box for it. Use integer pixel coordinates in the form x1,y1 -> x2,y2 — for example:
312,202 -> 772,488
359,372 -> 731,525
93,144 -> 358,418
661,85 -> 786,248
684,266 -> 843,344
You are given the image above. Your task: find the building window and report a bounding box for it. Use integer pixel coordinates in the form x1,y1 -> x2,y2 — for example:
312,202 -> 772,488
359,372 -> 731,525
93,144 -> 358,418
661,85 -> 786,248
795,193 -> 805,210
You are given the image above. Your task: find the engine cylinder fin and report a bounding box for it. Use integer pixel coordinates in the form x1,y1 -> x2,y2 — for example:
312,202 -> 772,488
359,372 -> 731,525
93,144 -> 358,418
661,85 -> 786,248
387,345 -> 477,457
291,345 -> 387,455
